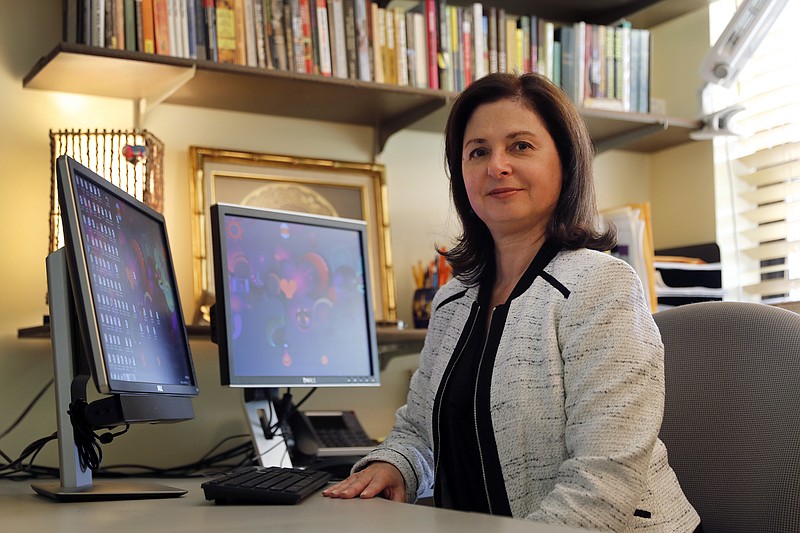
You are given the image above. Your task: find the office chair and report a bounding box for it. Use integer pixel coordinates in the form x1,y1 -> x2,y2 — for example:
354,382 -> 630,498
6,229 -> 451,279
654,301 -> 800,533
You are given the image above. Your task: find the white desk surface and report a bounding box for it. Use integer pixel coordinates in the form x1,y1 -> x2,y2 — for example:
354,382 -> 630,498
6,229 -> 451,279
1,477 -> 594,533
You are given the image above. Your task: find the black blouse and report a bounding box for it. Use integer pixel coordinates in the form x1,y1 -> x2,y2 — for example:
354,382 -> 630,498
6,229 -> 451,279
431,275 -> 512,516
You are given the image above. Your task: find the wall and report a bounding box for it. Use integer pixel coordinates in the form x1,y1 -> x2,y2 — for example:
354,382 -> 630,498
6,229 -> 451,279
0,0 -> 712,469
648,7 -> 717,250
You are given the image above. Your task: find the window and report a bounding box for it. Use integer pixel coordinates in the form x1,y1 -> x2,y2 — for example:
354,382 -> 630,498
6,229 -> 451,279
713,0 -> 800,303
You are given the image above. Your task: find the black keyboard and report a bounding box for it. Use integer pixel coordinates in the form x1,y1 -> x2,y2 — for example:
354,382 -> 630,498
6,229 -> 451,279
201,466 -> 332,505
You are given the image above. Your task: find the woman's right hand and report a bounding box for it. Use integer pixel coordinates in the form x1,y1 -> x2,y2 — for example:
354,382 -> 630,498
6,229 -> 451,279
321,461 -> 406,502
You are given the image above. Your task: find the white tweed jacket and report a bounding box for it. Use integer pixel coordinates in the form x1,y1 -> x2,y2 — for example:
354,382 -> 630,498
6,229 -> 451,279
355,247 -> 700,532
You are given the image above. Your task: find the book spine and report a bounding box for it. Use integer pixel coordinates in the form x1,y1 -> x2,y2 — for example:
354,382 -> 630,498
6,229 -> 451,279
395,9 -> 408,85
405,10 -> 416,87
384,7 -> 395,84
373,4 -> 385,83
91,0 -> 105,47
193,0 -> 207,60
253,0 -> 268,67
329,0 -> 347,78
316,0 -> 332,76
141,0 -> 156,52
269,0 -> 287,69
135,0 -> 144,51
462,9 -> 471,86
353,0 -> 370,81
153,0 -> 169,55
282,0 -> 294,70
496,8 -> 505,73
124,0 -> 136,49
421,0 -> 436,88
487,6 -> 496,73
184,0 -> 197,58
204,0 -> 217,61
413,10 -> 427,88
298,0 -> 313,73
436,0 -> 450,90
343,0 -> 357,78
216,0 -> 237,63
166,0 -> 177,56
471,2 -> 483,80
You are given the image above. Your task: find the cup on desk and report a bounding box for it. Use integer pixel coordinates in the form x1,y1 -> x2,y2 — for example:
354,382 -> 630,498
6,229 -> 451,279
412,287 -> 437,329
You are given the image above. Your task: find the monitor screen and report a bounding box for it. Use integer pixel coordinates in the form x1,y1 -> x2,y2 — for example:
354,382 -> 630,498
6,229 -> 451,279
56,155 -> 198,397
211,203 -> 380,388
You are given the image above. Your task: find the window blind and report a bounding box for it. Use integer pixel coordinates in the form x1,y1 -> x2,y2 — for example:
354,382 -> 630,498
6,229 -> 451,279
717,0 -> 800,302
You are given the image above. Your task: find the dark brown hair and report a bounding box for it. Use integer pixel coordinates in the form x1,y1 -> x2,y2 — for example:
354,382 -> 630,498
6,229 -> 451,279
441,72 -> 616,285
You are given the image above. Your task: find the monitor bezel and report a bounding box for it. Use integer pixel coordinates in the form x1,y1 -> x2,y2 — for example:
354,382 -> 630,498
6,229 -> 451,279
210,202 -> 381,388
56,155 -> 199,397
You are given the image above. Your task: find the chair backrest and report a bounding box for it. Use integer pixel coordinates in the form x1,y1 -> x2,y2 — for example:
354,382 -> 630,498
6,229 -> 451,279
654,301 -> 800,533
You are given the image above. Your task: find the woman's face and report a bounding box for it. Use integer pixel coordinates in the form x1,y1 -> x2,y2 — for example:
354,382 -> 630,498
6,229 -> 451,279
461,98 -> 562,243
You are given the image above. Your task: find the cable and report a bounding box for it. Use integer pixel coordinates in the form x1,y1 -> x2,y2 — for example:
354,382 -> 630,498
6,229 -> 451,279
0,379 -> 53,441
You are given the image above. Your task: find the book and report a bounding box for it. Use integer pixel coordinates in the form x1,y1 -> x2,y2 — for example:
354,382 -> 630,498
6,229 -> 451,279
235,0 -> 250,65
153,0 -> 169,55
405,9 -> 417,87
135,0 -> 144,50
186,0 -> 198,58
461,8 -> 468,89
316,0 -> 332,76
141,0 -> 156,53
269,0 -> 287,69
166,0 -> 178,56
252,0 -> 268,67
383,7 -> 396,84
353,0 -> 370,81
395,8 -> 408,86
216,0 -> 238,63
496,8 -> 505,73
328,0 -> 347,78
124,0 -> 136,50
437,0 -> 451,90
471,2 -> 484,80
204,0 -> 218,61
91,0 -> 105,47
411,7 -> 427,88
371,3 -> 385,83
192,0 -> 207,60
343,0 -> 357,78
298,0 -> 313,73
424,0 -> 438,88
487,6 -> 496,73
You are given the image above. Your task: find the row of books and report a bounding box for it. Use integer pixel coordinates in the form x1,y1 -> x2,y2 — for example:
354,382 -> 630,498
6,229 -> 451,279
63,0 -> 650,113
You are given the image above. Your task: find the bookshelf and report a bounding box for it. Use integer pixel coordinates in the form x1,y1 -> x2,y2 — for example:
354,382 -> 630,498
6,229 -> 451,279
23,0 -> 707,154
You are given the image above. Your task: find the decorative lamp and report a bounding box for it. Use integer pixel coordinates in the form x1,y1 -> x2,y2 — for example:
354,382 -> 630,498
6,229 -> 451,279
48,129 -> 164,253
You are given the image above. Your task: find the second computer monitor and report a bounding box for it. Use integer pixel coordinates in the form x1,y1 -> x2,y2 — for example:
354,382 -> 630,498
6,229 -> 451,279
210,203 -> 380,389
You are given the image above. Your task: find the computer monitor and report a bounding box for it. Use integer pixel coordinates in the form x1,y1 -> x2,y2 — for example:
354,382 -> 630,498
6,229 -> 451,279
210,203 -> 380,466
32,155 -> 199,501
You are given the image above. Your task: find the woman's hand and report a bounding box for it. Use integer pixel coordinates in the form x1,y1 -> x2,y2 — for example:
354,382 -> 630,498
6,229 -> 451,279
322,461 -> 406,502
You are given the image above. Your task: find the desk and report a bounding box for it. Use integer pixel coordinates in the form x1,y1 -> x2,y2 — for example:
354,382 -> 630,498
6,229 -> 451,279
0,478 -> 592,533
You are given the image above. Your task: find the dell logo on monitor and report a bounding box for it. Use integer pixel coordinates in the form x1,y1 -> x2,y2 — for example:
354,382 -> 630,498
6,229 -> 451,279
302,377 -> 317,384
157,385 -> 164,392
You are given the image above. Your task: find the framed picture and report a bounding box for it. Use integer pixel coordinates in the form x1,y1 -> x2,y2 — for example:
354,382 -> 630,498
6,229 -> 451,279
189,147 -> 396,324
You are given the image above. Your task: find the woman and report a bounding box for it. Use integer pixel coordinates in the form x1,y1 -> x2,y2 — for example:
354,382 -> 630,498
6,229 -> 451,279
323,72 -> 700,532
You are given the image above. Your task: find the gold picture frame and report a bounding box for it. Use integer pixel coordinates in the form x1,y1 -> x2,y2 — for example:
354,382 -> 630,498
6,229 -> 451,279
189,147 -> 396,325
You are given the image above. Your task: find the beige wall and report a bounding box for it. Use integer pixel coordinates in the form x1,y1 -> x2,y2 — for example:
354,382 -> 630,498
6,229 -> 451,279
0,0 -> 714,468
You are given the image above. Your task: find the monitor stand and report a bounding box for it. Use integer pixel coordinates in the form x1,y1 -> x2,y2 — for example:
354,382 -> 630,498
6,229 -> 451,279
30,249 -> 186,502
242,388 -> 293,468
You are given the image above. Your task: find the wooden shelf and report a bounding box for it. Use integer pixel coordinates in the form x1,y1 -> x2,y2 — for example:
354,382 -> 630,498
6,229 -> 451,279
24,43 -> 700,154
24,43 -> 450,153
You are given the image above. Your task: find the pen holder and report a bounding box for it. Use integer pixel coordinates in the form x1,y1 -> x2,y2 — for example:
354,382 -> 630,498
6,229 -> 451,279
412,288 -> 437,329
